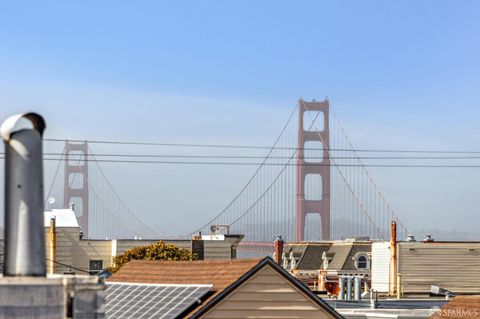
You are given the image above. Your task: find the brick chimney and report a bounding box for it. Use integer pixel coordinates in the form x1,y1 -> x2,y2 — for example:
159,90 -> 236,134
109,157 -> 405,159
274,235 -> 284,265
192,232 -> 204,260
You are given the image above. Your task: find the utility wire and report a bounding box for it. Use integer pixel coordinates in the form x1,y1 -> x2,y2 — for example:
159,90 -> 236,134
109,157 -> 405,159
2,157 -> 480,167
46,258 -> 91,274
43,138 -> 480,154
5,152 -> 480,160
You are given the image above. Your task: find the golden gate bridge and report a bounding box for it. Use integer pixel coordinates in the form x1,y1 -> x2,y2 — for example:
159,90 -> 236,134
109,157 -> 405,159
43,98 -> 409,252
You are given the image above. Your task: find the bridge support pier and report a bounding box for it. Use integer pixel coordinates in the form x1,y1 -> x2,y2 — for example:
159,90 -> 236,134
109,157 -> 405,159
295,99 -> 330,241
64,141 -> 89,238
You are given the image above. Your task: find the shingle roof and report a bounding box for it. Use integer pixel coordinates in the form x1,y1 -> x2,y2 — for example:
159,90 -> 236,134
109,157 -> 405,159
430,296 -> 480,319
109,258 -> 261,290
296,244 -> 330,270
327,243 -> 354,269
285,242 -> 360,271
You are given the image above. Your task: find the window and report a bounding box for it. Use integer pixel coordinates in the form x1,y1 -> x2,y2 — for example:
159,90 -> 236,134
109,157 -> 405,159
354,253 -> 370,270
89,260 -> 103,275
357,256 -> 368,268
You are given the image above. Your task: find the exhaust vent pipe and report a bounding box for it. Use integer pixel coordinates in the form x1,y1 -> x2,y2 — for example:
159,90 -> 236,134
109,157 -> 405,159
1,113 -> 46,276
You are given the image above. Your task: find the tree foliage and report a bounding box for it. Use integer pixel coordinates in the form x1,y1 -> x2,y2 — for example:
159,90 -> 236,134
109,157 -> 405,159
110,241 -> 197,272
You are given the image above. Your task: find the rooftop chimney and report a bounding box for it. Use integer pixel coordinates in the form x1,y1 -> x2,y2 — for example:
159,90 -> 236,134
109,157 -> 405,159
274,235 -> 284,265
1,113 -> 46,276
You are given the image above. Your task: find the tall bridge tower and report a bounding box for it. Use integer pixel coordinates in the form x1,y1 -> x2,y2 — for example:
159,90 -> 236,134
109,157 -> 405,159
296,99 -> 330,241
63,141 -> 89,238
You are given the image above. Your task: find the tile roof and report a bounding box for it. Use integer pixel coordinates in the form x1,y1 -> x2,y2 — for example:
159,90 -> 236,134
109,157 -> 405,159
430,296 -> 480,319
108,258 -> 262,290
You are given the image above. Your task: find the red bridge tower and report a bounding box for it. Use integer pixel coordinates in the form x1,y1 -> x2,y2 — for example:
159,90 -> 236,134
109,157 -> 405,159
296,99 -> 330,241
63,141 -> 89,238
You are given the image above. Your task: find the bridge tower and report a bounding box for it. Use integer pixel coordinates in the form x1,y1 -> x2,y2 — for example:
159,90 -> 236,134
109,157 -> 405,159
63,141 -> 89,238
296,99 -> 330,241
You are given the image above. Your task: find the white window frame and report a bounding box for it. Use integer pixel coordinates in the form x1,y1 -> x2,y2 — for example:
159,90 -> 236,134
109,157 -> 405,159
354,253 -> 370,270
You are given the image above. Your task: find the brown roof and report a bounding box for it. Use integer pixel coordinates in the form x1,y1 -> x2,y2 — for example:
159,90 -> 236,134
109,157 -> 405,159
108,258 -> 262,290
430,296 -> 480,319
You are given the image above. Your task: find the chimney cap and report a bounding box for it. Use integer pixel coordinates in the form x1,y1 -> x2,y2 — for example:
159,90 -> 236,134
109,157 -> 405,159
1,112 -> 45,141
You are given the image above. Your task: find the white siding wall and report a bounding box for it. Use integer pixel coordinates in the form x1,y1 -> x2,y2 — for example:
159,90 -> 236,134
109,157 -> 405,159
398,242 -> 480,294
371,241 -> 390,293
202,265 -> 336,319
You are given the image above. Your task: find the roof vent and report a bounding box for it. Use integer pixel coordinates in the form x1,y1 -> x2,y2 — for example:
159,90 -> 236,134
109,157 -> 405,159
423,234 -> 434,242
1,113 -> 46,276
406,234 -> 416,242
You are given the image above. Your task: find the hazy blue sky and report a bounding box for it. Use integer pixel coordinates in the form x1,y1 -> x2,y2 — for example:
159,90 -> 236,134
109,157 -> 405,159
0,1 -> 479,236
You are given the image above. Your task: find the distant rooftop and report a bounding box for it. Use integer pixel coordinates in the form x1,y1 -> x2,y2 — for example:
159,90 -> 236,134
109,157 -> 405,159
109,258 -> 261,290
44,209 -> 79,228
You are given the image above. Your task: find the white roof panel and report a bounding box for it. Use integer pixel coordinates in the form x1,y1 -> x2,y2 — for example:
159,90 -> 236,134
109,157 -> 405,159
44,209 -> 79,228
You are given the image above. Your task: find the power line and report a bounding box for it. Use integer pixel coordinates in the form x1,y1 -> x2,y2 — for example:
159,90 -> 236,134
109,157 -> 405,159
43,138 -> 480,154
46,258 -> 91,274
5,152 -> 480,160
1,157 -> 479,167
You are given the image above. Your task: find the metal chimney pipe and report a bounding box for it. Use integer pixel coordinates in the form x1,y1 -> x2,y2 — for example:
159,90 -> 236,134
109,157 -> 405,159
337,276 -> 345,300
346,276 -> 353,301
354,276 -> 362,301
1,113 -> 46,276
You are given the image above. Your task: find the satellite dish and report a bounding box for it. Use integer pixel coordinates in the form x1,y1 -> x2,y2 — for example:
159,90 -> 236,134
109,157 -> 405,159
48,197 -> 55,205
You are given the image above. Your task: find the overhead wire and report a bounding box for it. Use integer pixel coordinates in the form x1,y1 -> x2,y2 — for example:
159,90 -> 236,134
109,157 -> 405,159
5,151 -> 480,160
1,157 -> 478,168
46,258 -> 91,274
42,138 -> 480,154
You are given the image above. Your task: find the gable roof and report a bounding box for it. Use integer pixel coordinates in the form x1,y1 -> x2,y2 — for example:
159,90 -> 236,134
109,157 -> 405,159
109,257 -> 343,319
189,257 -> 344,319
430,296 -> 480,319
